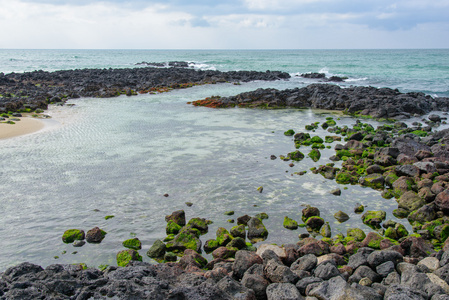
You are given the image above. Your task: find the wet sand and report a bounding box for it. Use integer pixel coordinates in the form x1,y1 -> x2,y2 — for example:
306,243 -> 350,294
0,117 -> 45,140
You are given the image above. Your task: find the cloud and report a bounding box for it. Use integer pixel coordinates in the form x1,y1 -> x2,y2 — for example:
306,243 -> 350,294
0,0 -> 448,49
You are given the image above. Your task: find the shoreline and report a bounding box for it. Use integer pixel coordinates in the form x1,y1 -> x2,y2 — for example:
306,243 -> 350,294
0,116 -> 45,140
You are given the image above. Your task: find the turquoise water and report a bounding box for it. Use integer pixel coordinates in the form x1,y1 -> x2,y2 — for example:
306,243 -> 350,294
0,50 -> 448,271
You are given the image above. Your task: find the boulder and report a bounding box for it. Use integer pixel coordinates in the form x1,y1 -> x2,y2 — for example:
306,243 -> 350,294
397,191 -> 426,212
165,210 -> 186,226
266,282 -> 304,300
247,217 -> 268,242
232,250 -> 263,280
436,189 -> 449,213
85,227 -> 107,243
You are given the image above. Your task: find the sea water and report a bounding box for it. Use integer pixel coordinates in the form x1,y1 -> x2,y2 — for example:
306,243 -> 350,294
0,49 -> 448,271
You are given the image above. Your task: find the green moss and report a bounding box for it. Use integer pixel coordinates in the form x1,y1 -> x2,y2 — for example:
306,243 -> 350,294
336,172 -> 358,185
288,150 -> 305,161
117,249 -> 142,267
308,149 -> 321,162
166,220 -> 182,235
336,150 -> 352,158
98,264 -> 109,271
224,211 -> 235,216
163,234 -> 175,242
122,238 -> 142,250
311,143 -> 325,149
62,229 -> 85,243
255,212 -> 269,220
216,227 -> 234,246
410,130 -> 428,137
361,210 -> 386,229
284,129 -> 295,136
347,228 -> 366,242
105,215 -> 114,220
283,216 -> 299,230
204,239 -> 219,253
310,136 -> 324,143
187,217 -> 208,234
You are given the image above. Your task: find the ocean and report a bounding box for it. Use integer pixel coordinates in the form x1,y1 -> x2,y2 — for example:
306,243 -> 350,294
0,49 -> 448,271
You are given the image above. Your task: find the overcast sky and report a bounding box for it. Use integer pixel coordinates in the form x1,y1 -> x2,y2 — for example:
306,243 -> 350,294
1,0 -> 448,49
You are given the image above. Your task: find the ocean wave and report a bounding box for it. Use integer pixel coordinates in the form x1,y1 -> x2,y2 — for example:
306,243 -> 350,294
188,62 -> 216,71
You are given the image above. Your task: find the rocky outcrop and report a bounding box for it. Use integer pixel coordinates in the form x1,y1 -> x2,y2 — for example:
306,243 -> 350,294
194,84 -> 449,119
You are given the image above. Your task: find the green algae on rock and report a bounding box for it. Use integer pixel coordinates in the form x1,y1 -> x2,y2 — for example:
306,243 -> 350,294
62,229 -> 85,244
122,238 -> 142,250
308,149 -> 321,162
347,228 -> 366,242
147,240 -> 166,259
283,216 -> 299,230
334,211 -> 350,223
361,210 -> 386,229
117,249 -> 142,267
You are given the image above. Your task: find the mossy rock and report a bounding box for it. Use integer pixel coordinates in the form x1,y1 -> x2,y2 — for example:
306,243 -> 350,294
308,149 -> 321,162
62,229 -> 85,244
284,129 -> 295,136
204,239 -> 219,253
117,249 -> 142,267
166,231 -> 202,253
164,252 -> 178,262
165,210 -> 186,226
163,234 -> 175,242
187,217 -> 209,234
393,208 -> 410,218
336,150 -> 352,158
347,228 -> 366,242
288,150 -> 305,161
334,211 -> 350,223
311,143 -> 325,149
354,203 -> 365,214
216,227 -> 234,246
166,220 -> 182,235
283,216 -> 299,230
227,237 -> 247,250
397,191 -> 426,212
247,217 -> 269,242
224,211 -> 235,216
294,132 -> 311,142
305,216 -> 325,231
230,224 -> 246,239
433,224 -> 449,242
302,206 -> 320,222
336,172 -> 359,185
320,222 -> 332,238
147,240 -> 166,258
361,210 -> 386,229
255,212 -> 269,220
365,232 -> 384,249
122,238 -> 142,250
360,174 -> 385,190
310,136 -> 324,143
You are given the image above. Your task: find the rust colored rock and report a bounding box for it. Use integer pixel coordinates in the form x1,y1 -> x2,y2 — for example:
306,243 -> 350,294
400,236 -> 435,258
436,189 -> 449,213
86,227 -> 106,243
330,243 -> 346,256
212,247 -> 237,260
298,242 -> 325,257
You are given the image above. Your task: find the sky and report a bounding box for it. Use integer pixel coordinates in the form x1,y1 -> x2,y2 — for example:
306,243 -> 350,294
0,0 -> 448,49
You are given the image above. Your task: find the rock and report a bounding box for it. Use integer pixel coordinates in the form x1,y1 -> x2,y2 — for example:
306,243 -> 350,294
122,238 -> 142,250
309,275 -> 382,300
147,240 -> 166,259
330,188 -> 342,196
212,247 -> 237,260
361,210 -> 386,228
116,249 -> 142,267
241,265 -> 269,299
165,210 -> 186,226
377,261 -> 396,277
216,227 -> 233,246
359,277 -> 373,286
429,114 -> 442,122
283,216 -> 299,230
305,216 -> 324,231
204,239 -> 219,253
408,203 -> 437,224
237,214 -> 251,225
367,250 -> 404,268
166,229 -> 202,253
217,276 -> 257,300
313,261 -> 340,281
398,191 -> 426,212
295,277 -> 323,295
230,224 -> 246,239
400,236 -> 435,258
384,284 -> 427,300
247,217 -> 268,242
62,229 -> 85,243
298,242 -> 326,257
179,249 -> 208,269
418,257 -> 440,272
354,203 -> 365,213
232,250 -> 263,280
395,165 -> 420,177
85,227 -> 107,243
302,206 -> 320,222
264,259 -> 299,283
256,244 -> 286,260
360,232 -> 384,249
414,162 -> 437,174
334,211 -> 349,223
392,176 -> 416,197
290,254 -> 317,272
187,217 -> 209,234
436,190 -> 449,213
166,220 -> 182,235
360,174 -> 385,189
427,273 -> 449,295
434,264 -> 449,284
349,265 -> 382,284
347,228 -> 366,242
266,282 -> 304,300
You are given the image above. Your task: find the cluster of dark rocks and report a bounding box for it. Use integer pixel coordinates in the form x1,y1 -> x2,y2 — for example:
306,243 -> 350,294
214,84 -> 449,119
0,67 -> 290,113
2,242 -> 449,299
135,61 -> 191,68
299,72 -> 347,82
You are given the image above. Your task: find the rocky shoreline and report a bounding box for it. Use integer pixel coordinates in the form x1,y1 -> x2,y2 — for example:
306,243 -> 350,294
0,65 -> 290,114
2,67 -> 449,299
191,84 -> 449,120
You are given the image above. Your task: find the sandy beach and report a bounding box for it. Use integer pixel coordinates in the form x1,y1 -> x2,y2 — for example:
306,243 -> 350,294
0,117 -> 45,140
